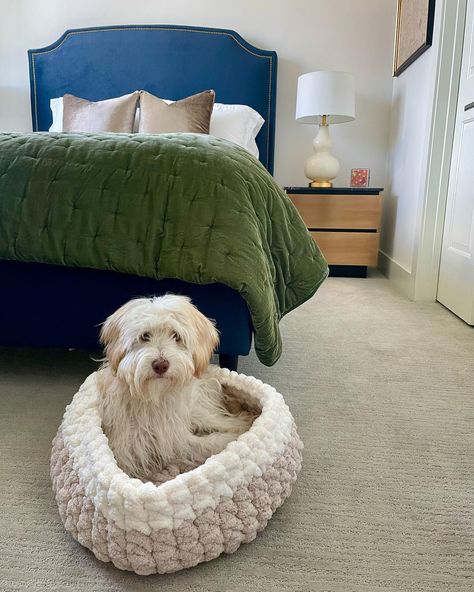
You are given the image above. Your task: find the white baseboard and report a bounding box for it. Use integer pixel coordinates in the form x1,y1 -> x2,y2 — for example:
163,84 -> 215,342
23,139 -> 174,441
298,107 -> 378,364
378,250 -> 412,299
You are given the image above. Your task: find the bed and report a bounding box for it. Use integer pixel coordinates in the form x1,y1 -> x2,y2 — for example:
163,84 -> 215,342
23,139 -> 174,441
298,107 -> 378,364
0,25 -> 327,369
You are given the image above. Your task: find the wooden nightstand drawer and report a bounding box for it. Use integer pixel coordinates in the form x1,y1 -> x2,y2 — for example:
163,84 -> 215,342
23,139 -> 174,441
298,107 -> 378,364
285,186 -> 384,275
310,231 -> 380,266
289,194 -> 382,230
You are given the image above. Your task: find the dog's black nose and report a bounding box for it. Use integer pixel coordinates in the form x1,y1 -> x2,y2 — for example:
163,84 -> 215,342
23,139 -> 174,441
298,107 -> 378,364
152,359 -> 169,376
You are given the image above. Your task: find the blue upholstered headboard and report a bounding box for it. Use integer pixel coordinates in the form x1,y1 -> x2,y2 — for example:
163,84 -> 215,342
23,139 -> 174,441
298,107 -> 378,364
28,25 -> 278,173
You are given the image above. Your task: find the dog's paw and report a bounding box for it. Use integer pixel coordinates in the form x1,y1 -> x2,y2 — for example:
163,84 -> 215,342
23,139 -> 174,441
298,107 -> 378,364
191,430 -> 238,458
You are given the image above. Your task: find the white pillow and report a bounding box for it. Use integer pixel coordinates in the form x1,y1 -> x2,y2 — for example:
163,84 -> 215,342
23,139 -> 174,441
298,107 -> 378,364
49,97 -> 63,133
49,96 -> 264,158
210,103 -> 263,158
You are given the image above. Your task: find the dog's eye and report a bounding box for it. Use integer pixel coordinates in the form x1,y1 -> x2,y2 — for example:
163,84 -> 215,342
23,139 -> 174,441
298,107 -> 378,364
139,331 -> 151,342
172,331 -> 181,343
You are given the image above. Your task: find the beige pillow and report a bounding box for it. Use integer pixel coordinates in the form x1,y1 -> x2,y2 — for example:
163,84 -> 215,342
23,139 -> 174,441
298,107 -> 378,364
138,90 -> 215,134
62,92 -> 139,133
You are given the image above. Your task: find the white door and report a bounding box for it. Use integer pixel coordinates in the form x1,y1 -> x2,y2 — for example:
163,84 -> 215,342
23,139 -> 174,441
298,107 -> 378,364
438,0 -> 474,324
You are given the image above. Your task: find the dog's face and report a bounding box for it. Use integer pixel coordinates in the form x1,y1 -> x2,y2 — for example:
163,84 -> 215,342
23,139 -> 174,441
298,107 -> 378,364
100,295 -> 219,397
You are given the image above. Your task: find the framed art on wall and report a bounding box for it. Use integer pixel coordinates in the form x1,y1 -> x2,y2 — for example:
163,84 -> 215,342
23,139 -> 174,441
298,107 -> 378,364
393,0 -> 436,76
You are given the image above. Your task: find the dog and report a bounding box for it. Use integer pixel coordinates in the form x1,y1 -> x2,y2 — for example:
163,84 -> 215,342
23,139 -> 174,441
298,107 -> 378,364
97,295 -> 258,481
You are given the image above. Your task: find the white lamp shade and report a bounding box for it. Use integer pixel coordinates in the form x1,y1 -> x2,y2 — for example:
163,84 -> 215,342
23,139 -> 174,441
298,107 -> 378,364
296,71 -> 355,124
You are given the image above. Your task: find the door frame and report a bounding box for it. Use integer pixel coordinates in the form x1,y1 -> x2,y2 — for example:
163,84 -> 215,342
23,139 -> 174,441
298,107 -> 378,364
411,0 -> 468,300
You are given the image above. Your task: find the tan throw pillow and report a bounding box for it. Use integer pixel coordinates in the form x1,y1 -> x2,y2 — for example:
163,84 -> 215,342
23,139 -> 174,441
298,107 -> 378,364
62,92 -> 139,133
138,90 -> 215,134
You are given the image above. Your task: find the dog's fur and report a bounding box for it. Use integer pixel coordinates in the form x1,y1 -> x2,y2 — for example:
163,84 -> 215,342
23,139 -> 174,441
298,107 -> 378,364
98,295 -> 257,481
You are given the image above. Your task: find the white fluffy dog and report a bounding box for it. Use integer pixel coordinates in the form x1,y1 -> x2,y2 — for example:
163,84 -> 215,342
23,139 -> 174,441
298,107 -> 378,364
98,295 -> 257,481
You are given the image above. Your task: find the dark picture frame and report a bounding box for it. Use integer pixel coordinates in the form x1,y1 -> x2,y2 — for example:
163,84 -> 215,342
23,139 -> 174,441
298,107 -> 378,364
393,0 -> 436,76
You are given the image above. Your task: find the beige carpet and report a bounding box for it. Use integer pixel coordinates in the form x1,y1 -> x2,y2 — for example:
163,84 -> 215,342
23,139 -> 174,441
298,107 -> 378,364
1,272 -> 473,591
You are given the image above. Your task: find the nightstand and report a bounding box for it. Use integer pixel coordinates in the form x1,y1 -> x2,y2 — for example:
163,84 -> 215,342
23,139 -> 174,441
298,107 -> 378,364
285,186 -> 383,277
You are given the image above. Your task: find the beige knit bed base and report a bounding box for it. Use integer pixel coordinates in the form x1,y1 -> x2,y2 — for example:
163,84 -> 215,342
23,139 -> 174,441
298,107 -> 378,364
51,425 -> 302,575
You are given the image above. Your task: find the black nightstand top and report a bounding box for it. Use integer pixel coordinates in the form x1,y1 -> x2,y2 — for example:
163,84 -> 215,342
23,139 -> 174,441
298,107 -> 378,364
284,186 -> 384,195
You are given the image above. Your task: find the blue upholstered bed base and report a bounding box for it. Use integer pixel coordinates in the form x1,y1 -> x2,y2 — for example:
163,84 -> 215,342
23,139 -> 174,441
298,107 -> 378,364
0,261 -> 253,365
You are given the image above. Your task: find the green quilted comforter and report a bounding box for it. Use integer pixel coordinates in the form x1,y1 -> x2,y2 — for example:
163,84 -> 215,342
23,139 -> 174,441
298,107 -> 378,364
0,132 -> 328,365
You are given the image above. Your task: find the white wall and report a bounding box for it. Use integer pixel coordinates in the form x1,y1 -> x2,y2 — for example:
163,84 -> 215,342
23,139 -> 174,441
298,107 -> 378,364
0,0 -> 395,188
380,0 -> 444,295
380,49 -> 436,281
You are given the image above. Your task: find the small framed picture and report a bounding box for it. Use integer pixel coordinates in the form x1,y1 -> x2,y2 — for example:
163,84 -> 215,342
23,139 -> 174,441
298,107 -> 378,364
350,168 -> 370,188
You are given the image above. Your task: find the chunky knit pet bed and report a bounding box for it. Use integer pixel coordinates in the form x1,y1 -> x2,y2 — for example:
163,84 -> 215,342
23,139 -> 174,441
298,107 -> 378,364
51,368 -> 303,575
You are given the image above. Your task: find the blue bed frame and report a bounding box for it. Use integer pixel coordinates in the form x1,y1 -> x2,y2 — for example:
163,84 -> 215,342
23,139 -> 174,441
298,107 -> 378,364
0,25 -> 278,370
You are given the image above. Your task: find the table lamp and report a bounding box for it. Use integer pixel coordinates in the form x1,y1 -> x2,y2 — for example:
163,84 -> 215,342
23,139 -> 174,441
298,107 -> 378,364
296,71 -> 355,187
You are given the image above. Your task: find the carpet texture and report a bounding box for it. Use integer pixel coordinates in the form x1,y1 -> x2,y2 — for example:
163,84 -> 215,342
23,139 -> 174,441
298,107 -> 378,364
1,272 -> 473,591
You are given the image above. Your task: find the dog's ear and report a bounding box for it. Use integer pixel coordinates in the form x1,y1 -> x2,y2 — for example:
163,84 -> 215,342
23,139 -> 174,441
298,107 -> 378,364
186,304 -> 219,378
100,299 -> 144,373
100,313 -> 125,374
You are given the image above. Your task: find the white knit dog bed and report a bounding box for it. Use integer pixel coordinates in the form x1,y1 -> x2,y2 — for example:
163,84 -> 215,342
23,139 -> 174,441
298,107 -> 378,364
51,368 -> 303,575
